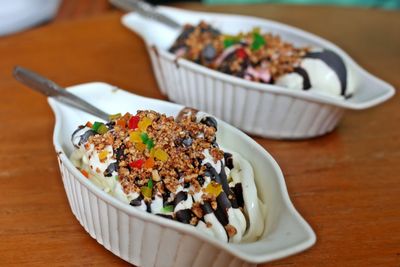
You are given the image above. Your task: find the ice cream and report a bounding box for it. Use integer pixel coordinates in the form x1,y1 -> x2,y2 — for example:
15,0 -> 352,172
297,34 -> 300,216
70,109 -> 264,243
169,21 -> 353,98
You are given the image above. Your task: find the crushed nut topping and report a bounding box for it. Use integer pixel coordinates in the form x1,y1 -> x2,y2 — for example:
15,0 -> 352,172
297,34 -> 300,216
170,21 -> 309,83
85,110 -> 221,196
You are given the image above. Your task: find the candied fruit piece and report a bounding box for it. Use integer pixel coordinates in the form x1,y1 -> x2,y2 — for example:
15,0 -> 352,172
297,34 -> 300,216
144,157 -> 155,169
91,121 -> 109,134
146,138 -> 154,150
97,124 -> 108,134
92,121 -> 108,134
147,179 -> 153,188
135,142 -> 146,152
161,205 -> 174,213
92,121 -> 102,132
138,117 -> 153,132
236,48 -> 247,59
109,113 -> 121,121
116,119 -> 126,129
251,32 -> 266,51
149,148 -> 155,157
98,150 -> 108,161
154,148 -> 169,162
140,132 -> 149,143
141,186 -> 152,198
205,181 -> 222,197
128,115 -> 140,130
223,35 -> 240,48
80,169 -> 89,178
130,131 -> 142,143
129,159 -> 144,169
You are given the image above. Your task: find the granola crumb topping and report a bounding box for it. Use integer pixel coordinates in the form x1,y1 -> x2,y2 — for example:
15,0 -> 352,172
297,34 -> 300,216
71,109 -> 253,242
225,224 -> 238,238
85,111 -> 221,196
170,21 -> 310,83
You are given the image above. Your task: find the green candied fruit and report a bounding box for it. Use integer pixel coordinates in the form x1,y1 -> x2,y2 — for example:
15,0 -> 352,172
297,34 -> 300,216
146,138 -> 154,150
161,205 -> 174,213
223,35 -> 241,48
251,32 -> 266,51
223,38 -> 236,48
92,121 -> 102,131
97,124 -> 109,134
92,121 -> 108,134
147,178 -> 153,189
140,132 -> 149,143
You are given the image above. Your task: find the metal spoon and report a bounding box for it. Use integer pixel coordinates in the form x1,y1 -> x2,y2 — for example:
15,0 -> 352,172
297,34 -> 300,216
13,66 -> 110,121
109,0 -> 181,29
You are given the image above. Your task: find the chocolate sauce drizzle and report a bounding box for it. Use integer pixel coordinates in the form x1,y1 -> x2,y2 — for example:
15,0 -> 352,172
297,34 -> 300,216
72,127 -> 95,147
293,67 -> 311,90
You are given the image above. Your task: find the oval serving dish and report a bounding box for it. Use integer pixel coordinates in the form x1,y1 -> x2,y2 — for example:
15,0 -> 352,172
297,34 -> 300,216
50,82 -> 315,266
121,7 -> 395,139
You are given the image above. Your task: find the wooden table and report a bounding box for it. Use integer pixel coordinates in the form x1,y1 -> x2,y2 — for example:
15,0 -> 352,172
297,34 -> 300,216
0,3 -> 399,266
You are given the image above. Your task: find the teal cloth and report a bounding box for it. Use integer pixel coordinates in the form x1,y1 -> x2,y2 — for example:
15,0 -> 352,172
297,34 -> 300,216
203,0 -> 400,9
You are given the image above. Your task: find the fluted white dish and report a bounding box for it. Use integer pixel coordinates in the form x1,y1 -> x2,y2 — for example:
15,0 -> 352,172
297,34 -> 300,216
50,82 -> 315,267
121,7 -> 395,139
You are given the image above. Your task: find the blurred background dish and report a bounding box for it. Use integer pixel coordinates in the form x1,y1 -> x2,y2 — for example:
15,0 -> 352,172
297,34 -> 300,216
122,7 -> 395,139
0,0 -> 62,36
0,0 -> 397,37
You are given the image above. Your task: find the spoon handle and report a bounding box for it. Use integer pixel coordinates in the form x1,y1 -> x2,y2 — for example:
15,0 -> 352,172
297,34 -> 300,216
13,66 -> 110,121
110,0 -> 181,29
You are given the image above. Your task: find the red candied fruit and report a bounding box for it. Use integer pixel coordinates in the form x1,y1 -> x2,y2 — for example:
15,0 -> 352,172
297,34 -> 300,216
236,48 -> 247,59
129,159 -> 145,169
128,115 -> 140,130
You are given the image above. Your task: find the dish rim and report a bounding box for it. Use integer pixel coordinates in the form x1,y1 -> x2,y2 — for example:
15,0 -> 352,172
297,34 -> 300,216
50,82 -> 316,264
121,7 -> 395,110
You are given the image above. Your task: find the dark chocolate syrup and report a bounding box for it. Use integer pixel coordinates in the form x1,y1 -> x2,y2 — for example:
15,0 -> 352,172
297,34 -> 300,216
293,67 -> 312,90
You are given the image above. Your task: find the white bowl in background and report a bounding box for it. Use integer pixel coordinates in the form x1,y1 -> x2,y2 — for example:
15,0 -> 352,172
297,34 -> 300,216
121,7 -> 395,139
50,82 -> 315,267
0,0 -> 62,36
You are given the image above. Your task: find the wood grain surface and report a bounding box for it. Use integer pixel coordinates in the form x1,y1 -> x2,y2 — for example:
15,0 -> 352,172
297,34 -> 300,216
0,3 -> 399,267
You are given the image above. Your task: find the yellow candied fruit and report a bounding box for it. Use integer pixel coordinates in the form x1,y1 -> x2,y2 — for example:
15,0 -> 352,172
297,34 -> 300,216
98,150 -> 108,161
129,131 -> 142,143
141,186 -> 152,198
149,148 -> 155,157
205,181 -> 222,197
154,148 -> 169,162
135,142 -> 147,152
138,117 -> 153,132
108,113 -> 121,121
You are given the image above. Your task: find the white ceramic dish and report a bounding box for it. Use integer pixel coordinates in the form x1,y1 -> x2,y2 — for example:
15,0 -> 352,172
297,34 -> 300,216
50,82 -> 315,267
121,7 -> 395,139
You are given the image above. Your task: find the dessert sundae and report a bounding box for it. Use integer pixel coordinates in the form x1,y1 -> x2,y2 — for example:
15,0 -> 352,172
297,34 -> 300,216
70,108 -> 264,243
169,21 -> 353,98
